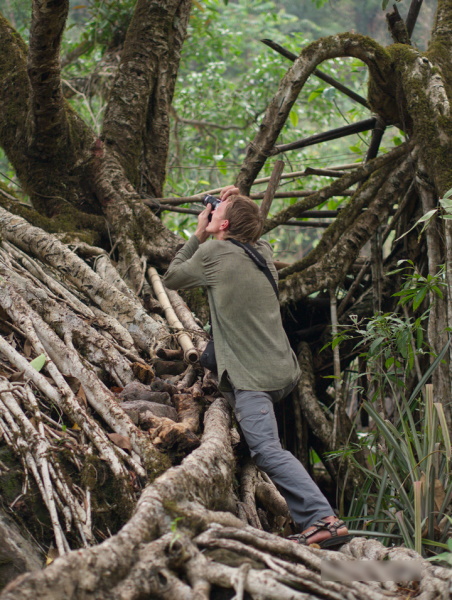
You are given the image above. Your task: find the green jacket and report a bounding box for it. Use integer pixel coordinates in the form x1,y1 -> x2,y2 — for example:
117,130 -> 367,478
163,235 -> 300,391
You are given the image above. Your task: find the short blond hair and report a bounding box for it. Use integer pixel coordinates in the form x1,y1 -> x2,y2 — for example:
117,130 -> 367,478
224,195 -> 263,243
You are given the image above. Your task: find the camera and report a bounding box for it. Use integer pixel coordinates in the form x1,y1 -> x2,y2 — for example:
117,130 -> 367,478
202,194 -> 221,221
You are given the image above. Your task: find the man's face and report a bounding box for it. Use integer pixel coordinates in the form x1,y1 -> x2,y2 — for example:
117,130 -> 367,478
205,199 -> 230,236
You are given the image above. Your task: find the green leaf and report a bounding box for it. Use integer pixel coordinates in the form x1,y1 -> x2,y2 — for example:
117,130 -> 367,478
432,286 -> 444,299
395,209 -> 438,242
307,89 -> 323,102
418,209 -> 439,224
216,160 -> 227,175
409,338 -> 451,407
442,187 -> 452,200
30,354 -> 46,372
413,287 -> 428,310
369,336 -> 386,354
385,356 -> 395,369
439,197 -> 452,212
323,87 -> 336,101
289,109 -> 299,127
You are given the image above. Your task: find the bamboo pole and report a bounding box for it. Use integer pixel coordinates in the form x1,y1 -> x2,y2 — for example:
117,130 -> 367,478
406,0 -> 424,38
147,267 -> 200,364
273,118 -> 377,155
330,286 -> 343,448
150,189 -> 354,207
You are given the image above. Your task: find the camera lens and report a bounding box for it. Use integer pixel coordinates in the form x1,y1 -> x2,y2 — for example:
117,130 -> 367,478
202,194 -> 221,210
202,195 -> 221,221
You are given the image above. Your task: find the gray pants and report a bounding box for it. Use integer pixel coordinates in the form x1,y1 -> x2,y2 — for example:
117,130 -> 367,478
225,381 -> 333,530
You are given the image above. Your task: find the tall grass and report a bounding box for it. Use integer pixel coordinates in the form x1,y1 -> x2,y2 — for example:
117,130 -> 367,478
346,346 -> 451,556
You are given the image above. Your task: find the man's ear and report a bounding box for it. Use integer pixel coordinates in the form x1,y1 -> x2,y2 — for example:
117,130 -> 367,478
219,219 -> 229,231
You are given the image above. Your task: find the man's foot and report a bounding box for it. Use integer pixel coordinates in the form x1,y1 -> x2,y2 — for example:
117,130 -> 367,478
288,515 -> 351,549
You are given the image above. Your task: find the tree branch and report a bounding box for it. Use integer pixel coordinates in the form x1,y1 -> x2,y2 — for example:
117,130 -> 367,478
61,40 -> 94,69
260,160 -> 284,219
172,114 -> 246,131
237,33 -> 392,194
364,116 -> 386,163
278,156 -> 413,303
260,39 -> 369,109
27,0 -> 70,155
155,189 -> 353,207
279,164 -> 395,278
386,5 -> 410,44
264,142 -> 410,232
273,118 -> 377,155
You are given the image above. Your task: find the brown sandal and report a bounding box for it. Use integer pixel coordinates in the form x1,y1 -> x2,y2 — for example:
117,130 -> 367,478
288,519 -> 351,549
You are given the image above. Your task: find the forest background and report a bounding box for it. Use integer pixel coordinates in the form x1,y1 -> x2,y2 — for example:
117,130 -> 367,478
0,0 -> 436,259
0,1 -> 451,599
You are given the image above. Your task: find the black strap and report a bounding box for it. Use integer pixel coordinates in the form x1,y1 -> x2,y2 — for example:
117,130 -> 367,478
228,238 -> 279,298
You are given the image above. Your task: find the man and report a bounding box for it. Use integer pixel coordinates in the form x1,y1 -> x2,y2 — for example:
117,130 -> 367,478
163,185 -> 350,548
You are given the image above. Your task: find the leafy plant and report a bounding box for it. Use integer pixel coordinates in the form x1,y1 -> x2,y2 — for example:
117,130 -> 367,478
390,260 -> 445,311
326,262 -> 451,556
396,187 -> 452,243
346,374 -> 452,556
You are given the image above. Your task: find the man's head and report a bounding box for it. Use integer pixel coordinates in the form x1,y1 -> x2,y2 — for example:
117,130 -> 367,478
206,195 -> 263,243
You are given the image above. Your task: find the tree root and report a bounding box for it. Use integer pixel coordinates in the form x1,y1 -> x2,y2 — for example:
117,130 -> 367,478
2,393 -> 451,599
296,342 -> 367,501
0,209 -> 166,351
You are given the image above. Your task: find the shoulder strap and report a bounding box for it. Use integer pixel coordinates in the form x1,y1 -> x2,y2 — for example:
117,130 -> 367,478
228,238 -> 279,298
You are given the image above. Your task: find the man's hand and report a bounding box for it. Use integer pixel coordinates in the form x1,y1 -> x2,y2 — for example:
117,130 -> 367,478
220,185 -> 240,201
195,204 -> 212,243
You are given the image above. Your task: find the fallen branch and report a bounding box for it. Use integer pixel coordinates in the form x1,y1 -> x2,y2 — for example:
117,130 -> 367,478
148,267 -> 200,364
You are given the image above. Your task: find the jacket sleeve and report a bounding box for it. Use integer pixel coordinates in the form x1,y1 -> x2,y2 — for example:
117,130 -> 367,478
163,235 -> 208,290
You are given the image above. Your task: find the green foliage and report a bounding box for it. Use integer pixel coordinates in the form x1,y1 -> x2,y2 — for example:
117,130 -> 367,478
390,261 -> 445,310
78,0 -> 135,50
352,311 -> 429,390
327,263 -> 444,398
347,377 -> 452,556
169,516 -> 184,549
326,262 -> 451,555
